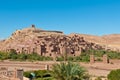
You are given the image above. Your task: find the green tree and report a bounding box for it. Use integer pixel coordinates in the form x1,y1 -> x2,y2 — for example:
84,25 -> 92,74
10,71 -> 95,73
17,53 -> 27,60
107,69 -> 120,80
52,62 -> 89,80
0,51 -> 9,60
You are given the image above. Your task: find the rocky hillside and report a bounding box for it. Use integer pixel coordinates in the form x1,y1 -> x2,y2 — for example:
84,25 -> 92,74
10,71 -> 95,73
69,33 -> 120,51
0,25 -> 105,57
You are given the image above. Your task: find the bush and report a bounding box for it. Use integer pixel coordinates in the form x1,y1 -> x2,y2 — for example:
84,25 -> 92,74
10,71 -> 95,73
0,52 -> 9,60
23,71 -> 33,78
24,70 -> 53,80
56,56 -> 64,61
17,53 -> 27,60
80,52 -> 90,62
0,51 -> 53,61
95,77 -> 102,80
107,69 -> 120,80
82,49 -> 120,60
67,56 -> 74,61
34,70 -> 52,78
74,56 -> 82,61
52,62 -> 89,80
2,49 -> 120,62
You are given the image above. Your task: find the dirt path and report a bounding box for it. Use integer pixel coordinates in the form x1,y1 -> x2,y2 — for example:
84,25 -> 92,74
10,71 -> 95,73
0,61 -> 120,77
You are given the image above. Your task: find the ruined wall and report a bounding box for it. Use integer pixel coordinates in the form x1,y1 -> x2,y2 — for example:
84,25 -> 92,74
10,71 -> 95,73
0,67 -> 23,80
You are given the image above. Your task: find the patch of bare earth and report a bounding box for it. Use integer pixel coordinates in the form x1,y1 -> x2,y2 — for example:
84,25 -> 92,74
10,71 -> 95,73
1,61 -> 120,77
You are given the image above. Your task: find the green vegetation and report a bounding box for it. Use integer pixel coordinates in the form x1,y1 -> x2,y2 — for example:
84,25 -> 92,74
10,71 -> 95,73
95,77 -> 102,80
56,49 -> 120,62
107,69 -> 120,80
56,53 -> 90,62
86,49 -> 120,59
24,62 -> 89,80
52,62 -> 89,80
24,70 -> 54,80
0,51 -> 53,61
0,49 -> 120,62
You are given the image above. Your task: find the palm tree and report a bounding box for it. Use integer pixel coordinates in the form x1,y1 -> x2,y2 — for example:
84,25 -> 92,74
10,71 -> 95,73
52,62 -> 89,80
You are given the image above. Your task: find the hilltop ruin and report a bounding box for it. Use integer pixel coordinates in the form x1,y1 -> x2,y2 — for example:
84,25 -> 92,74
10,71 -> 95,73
0,25 -> 105,58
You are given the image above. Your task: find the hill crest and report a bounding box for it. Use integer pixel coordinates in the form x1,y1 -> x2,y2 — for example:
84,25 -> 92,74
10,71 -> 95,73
0,25 -> 120,58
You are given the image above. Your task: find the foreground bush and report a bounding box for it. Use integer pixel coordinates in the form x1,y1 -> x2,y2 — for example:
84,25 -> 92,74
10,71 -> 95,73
107,69 -> 120,80
24,70 -> 53,80
52,62 -> 89,80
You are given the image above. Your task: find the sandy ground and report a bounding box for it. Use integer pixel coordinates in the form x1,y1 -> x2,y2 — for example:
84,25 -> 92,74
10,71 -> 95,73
0,61 -> 120,77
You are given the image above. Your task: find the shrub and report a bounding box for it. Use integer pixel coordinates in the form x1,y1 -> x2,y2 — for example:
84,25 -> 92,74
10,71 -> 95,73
80,54 -> 90,62
74,56 -> 82,61
23,71 -> 33,78
56,56 -> 64,61
24,70 -> 52,79
95,77 -> 102,80
0,52 -> 9,60
52,62 -> 89,80
107,69 -> 120,80
67,56 -> 74,61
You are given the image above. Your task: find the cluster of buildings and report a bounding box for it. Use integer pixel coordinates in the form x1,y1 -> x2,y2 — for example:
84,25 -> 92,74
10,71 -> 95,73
0,25 -> 104,58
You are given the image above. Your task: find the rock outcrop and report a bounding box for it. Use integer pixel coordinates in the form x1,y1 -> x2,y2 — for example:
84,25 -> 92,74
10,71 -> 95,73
0,25 -> 104,57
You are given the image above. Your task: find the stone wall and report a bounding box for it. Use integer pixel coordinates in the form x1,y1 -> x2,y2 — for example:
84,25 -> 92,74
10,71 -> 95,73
0,67 -> 23,80
90,54 -> 109,64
